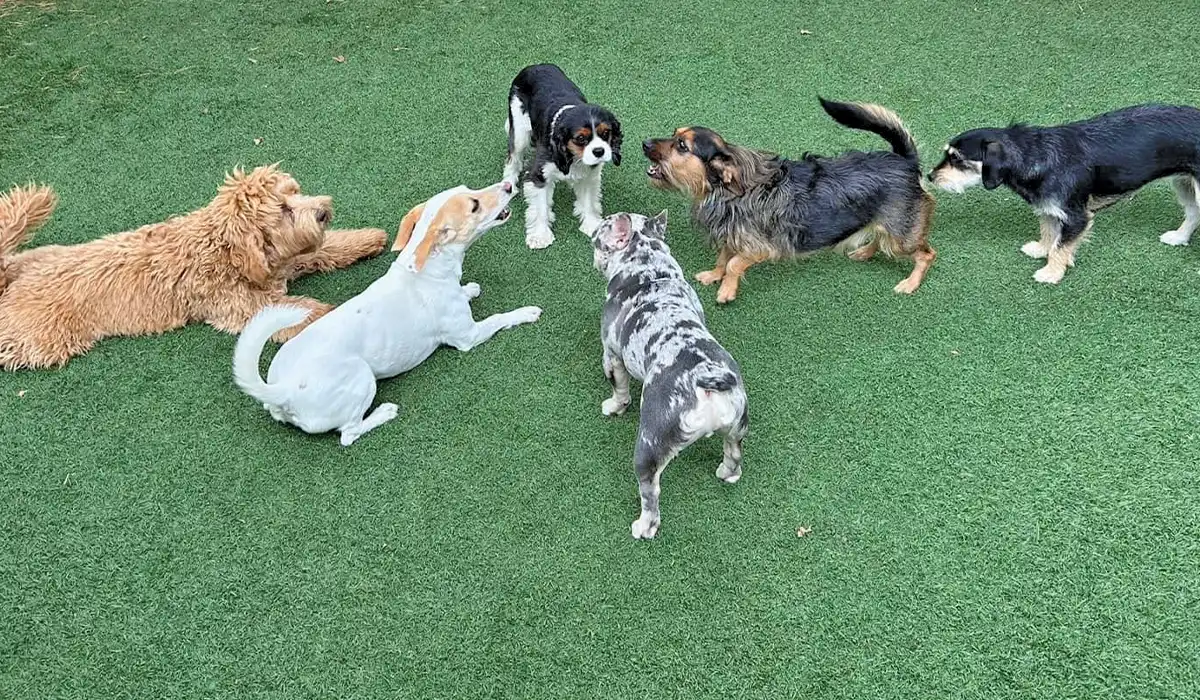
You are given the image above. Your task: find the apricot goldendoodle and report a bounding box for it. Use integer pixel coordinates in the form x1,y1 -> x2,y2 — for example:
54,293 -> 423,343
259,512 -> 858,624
0,165 -> 387,370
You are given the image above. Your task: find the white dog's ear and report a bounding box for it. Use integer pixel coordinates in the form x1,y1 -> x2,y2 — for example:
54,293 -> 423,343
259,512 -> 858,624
393,201 -> 427,252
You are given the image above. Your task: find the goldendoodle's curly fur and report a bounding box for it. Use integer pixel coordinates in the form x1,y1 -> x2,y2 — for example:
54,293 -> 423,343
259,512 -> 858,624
0,165 -> 388,370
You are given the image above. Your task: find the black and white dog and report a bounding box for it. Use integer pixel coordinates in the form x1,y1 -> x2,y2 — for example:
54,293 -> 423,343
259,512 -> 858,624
590,210 -> 748,540
504,64 -> 623,249
929,104 -> 1200,284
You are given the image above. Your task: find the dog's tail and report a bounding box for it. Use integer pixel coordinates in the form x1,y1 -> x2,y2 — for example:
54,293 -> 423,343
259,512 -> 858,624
818,97 -> 919,164
232,305 -> 311,407
696,367 -> 740,393
0,184 -> 58,255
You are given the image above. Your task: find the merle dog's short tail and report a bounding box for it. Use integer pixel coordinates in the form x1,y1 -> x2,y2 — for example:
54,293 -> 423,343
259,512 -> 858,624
696,367 -> 739,392
819,97 -> 919,164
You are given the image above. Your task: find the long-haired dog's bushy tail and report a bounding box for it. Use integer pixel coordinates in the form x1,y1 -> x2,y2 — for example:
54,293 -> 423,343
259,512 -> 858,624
818,98 -> 919,164
0,184 -> 58,256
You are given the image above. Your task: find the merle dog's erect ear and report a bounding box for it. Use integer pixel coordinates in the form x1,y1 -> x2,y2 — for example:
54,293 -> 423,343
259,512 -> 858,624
646,209 -> 668,239
981,140 -> 1008,190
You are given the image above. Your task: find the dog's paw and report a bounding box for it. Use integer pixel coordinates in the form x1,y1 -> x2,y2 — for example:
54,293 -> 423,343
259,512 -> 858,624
631,514 -> 660,540
716,461 -> 742,484
601,397 -> 629,416
695,270 -> 723,286
847,244 -> 876,262
579,217 -> 602,236
1033,265 -> 1065,285
1021,240 -> 1049,258
509,306 -> 543,326
893,277 -> 920,295
1160,229 -> 1192,246
526,228 -> 555,250
715,285 -> 738,304
374,403 -> 400,421
462,282 -> 481,299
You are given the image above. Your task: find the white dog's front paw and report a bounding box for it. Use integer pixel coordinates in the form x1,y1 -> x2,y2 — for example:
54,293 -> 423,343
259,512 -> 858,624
631,514 -> 660,540
579,217 -> 602,236
374,402 -> 400,421
1033,265 -> 1065,285
1160,229 -> 1192,246
462,282 -> 481,299
1021,240 -> 1048,258
601,397 -> 629,416
526,228 -> 555,249
508,306 -> 542,326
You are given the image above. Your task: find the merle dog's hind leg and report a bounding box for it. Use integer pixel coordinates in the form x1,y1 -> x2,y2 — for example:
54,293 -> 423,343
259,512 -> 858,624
631,435 -> 674,540
715,410 -> 748,484
1160,174 -> 1200,246
601,347 -> 631,416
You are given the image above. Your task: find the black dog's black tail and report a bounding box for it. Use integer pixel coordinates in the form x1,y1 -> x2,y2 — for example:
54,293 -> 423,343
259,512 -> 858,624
818,97 -> 919,163
696,368 -> 739,392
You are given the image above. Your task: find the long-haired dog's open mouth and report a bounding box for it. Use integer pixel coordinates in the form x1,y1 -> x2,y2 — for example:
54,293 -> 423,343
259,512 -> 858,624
646,165 -> 665,180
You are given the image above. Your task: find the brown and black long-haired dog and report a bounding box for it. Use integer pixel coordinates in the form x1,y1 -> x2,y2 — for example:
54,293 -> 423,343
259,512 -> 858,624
0,165 -> 387,370
643,98 -> 936,303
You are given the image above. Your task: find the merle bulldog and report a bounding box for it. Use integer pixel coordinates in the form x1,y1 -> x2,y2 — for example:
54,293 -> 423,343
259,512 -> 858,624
590,210 -> 749,539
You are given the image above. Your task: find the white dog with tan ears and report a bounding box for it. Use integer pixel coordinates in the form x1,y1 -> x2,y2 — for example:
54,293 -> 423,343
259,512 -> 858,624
233,181 -> 541,446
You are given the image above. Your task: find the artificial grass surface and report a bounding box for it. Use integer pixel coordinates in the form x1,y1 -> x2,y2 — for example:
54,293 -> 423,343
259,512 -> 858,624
2,0 -> 1199,697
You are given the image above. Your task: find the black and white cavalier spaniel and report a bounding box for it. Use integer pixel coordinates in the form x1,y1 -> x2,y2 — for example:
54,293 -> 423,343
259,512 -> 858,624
503,64 -> 623,249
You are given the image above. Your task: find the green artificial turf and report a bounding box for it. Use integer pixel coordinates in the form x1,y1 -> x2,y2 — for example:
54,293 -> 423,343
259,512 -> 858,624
3,0 -> 1200,697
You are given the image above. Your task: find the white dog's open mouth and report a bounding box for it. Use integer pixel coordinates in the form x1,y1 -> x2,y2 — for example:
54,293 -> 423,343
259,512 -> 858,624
495,207 -> 511,222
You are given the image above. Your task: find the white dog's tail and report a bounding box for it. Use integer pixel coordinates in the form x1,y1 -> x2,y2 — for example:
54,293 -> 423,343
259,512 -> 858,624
233,306 -> 311,407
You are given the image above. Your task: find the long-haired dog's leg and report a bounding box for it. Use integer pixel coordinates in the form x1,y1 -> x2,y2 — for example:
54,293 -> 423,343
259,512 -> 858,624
695,247 -> 732,285
1023,215 -> 1061,259
504,95 -> 532,186
1160,175 -> 1200,246
715,251 -> 770,304
571,166 -> 603,235
287,228 -> 387,279
523,179 -> 556,249
893,193 -> 937,294
1035,208 -> 1091,284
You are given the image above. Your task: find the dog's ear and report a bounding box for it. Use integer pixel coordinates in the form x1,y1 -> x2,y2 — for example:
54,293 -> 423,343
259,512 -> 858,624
216,166 -> 276,286
550,122 -> 575,175
410,205 -> 448,272
602,213 -> 633,249
610,117 -> 623,166
707,153 -> 745,196
646,209 -> 668,239
393,201 -> 427,252
981,140 -> 1008,190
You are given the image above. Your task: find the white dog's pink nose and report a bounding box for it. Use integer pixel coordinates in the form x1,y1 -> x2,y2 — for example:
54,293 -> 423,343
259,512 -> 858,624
501,181 -> 513,194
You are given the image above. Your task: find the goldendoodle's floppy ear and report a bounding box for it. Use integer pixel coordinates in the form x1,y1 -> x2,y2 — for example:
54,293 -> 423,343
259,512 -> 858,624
216,166 -> 277,286
393,201 -> 427,252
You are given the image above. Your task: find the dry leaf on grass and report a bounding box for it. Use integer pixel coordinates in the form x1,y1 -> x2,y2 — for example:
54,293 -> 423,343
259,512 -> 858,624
253,137 -> 264,146
800,29 -> 812,35
247,57 -> 258,64
17,390 -> 26,398
795,526 -> 813,537
333,55 -> 346,63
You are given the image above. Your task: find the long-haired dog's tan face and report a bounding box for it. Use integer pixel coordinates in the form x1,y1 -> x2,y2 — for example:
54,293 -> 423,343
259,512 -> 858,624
215,165 -> 333,284
392,181 -> 515,270
643,127 -> 744,200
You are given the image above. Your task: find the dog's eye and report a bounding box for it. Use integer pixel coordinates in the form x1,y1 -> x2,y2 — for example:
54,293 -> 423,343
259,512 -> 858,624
676,139 -> 687,152
470,198 -> 480,213
574,135 -> 589,145
280,203 -> 293,218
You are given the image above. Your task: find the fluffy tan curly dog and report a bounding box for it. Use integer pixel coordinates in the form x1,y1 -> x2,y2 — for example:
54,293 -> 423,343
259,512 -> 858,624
0,165 -> 387,370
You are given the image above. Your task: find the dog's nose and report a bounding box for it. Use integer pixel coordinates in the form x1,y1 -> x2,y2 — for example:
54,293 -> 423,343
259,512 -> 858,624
642,139 -> 654,154
501,181 -> 513,194
315,207 -> 331,225
592,147 -> 606,158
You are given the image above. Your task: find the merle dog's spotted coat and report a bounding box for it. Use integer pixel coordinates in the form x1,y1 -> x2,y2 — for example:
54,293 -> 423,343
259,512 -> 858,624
591,210 -> 748,540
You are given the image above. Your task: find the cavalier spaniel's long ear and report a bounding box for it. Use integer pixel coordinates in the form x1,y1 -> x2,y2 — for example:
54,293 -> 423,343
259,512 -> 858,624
610,118 -> 623,166
393,201 -> 426,252
550,121 -> 576,175
216,166 -> 277,286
